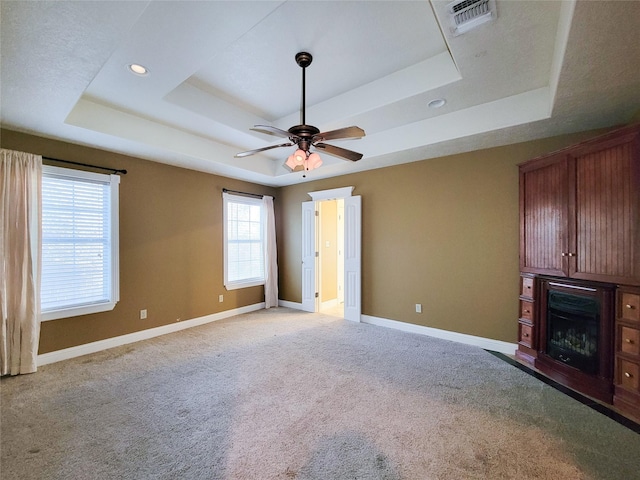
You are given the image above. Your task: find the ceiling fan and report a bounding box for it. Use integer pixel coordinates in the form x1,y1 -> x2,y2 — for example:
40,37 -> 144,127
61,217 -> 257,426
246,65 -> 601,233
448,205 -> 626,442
235,52 -> 366,171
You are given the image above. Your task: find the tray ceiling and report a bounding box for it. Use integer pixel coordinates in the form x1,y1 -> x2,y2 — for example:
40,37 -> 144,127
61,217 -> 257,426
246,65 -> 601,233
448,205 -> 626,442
2,1 -> 639,186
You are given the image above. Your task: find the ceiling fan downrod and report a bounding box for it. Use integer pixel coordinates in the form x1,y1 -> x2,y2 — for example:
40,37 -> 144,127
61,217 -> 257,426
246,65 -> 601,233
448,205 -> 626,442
295,52 -> 313,128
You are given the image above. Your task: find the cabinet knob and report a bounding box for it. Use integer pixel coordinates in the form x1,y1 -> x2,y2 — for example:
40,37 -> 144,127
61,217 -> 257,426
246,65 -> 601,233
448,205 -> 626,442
568,253 -> 576,257
626,304 -> 636,310
523,333 -> 529,337
625,372 -> 633,378
561,253 -> 567,257
625,338 -> 634,344
524,309 -> 530,313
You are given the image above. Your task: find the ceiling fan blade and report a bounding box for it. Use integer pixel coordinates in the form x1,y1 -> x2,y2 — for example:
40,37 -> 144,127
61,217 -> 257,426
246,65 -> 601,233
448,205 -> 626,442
314,126 -> 365,142
235,142 -> 294,158
315,143 -> 363,162
251,125 -> 292,138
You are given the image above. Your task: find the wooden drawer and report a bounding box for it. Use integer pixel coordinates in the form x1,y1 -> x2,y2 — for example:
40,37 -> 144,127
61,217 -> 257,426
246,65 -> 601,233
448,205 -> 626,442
617,358 -> 640,392
620,292 -> 640,323
518,322 -> 534,348
519,300 -> 534,322
521,276 -> 535,298
620,325 -> 640,357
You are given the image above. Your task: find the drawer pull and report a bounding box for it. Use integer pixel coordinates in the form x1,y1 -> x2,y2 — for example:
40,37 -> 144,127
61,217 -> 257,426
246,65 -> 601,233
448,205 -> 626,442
625,338 -> 634,344
523,333 -> 529,338
524,309 -> 530,314
625,372 -> 633,378
626,304 -> 636,310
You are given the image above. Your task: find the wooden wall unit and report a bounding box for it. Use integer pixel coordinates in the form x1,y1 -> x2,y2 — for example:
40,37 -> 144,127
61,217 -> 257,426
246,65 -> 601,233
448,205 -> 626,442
519,123 -> 640,285
518,123 -> 640,420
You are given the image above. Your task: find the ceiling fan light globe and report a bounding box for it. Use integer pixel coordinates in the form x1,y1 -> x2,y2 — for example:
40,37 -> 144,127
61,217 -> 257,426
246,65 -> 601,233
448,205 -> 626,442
285,155 -> 298,170
294,149 -> 306,164
307,152 -> 322,170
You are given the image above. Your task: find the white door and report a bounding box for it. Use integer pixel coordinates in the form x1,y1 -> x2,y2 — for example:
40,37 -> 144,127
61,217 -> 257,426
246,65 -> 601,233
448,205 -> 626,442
343,195 -> 361,322
301,201 -> 317,312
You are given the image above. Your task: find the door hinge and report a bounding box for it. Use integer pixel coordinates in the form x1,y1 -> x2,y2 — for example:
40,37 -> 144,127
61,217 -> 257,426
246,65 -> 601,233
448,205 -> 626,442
315,210 -> 319,216
315,292 -> 319,298
315,251 -> 319,257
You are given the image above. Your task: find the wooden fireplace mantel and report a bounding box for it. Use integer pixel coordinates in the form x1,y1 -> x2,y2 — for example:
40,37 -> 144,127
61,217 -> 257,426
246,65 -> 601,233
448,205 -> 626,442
516,123 -> 640,421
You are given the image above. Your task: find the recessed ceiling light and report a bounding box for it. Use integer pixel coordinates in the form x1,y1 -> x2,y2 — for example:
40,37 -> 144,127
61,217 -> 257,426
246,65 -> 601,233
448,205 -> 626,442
127,63 -> 149,76
428,98 -> 446,109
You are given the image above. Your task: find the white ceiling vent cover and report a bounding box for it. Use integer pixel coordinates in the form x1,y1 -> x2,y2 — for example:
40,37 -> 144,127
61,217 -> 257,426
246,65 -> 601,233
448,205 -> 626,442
447,0 -> 497,36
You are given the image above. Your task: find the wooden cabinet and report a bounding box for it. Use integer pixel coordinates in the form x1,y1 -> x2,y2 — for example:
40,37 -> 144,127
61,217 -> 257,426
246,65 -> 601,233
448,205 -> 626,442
518,123 -> 640,420
520,155 -> 569,277
614,286 -> 640,420
520,124 -> 640,286
516,273 -> 537,365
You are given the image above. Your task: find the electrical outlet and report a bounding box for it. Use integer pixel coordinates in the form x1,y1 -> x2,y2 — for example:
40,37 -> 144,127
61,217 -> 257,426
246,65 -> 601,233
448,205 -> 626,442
140,309 -> 147,319
219,295 -> 224,303
415,304 -> 422,314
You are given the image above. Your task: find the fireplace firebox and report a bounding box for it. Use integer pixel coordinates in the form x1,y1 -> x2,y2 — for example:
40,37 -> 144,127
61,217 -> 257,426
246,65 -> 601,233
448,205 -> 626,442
536,278 -> 615,403
546,290 -> 600,374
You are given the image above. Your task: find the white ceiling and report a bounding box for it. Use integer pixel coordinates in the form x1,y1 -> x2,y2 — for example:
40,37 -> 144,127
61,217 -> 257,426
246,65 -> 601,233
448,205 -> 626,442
2,0 -> 639,187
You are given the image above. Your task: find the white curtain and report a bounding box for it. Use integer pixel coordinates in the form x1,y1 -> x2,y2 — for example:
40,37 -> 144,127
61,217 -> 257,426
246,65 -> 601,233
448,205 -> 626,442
0,149 -> 42,375
263,195 -> 278,308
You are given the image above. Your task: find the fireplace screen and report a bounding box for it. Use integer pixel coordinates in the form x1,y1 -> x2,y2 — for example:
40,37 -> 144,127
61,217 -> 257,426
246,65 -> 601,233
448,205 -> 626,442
546,290 -> 600,374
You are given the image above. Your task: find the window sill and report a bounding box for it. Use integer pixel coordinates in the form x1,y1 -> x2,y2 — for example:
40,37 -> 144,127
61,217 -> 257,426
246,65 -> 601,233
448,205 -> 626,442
224,280 -> 265,291
41,301 -> 118,321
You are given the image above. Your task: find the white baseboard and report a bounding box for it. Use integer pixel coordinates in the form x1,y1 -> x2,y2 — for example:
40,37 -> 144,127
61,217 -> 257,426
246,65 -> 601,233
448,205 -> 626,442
278,299 -> 303,310
361,315 -> 517,355
37,303 -> 266,367
38,303 -> 516,366
274,302 -> 515,354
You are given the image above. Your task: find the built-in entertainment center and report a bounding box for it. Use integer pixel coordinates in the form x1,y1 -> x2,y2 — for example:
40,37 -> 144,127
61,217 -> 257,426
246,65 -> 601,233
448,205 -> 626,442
516,123 -> 640,421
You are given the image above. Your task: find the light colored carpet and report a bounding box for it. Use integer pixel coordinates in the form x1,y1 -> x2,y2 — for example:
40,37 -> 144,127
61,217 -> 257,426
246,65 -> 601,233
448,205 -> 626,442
1,307 -> 639,479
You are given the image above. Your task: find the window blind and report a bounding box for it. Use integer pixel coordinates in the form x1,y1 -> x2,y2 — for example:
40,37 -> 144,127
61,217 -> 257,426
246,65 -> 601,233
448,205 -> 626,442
223,193 -> 265,289
41,167 -> 117,315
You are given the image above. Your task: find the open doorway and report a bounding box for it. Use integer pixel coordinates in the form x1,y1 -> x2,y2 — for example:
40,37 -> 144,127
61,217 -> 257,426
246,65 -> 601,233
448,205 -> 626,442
302,187 -> 361,322
318,199 -> 344,318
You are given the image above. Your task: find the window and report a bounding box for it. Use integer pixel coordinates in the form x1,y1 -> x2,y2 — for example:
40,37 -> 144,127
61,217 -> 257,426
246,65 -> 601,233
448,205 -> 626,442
223,193 -> 265,290
41,166 -> 120,321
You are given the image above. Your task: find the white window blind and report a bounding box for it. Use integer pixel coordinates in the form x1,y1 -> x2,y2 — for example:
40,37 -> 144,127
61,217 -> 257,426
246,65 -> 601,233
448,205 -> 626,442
41,166 -> 120,320
223,193 -> 265,290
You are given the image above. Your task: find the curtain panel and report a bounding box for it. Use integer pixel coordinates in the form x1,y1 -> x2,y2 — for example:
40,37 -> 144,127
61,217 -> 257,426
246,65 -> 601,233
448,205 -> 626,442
0,149 -> 42,375
263,195 -> 278,308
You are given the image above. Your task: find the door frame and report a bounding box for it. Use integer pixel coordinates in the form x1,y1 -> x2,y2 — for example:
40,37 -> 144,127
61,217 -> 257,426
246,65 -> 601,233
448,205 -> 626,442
303,186 -> 362,321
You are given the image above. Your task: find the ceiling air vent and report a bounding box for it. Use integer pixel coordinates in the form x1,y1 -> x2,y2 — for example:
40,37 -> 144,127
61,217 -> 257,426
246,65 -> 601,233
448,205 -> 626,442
447,0 -> 497,36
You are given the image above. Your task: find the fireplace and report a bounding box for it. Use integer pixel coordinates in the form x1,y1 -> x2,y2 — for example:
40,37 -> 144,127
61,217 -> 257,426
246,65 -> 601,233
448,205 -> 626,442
536,278 -> 615,403
546,290 -> 600,374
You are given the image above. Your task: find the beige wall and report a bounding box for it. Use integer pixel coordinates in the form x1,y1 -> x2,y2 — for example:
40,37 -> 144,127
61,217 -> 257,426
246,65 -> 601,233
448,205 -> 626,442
2,126 -> 614,354
276,128 -> 611,343
1,129 -> 276,353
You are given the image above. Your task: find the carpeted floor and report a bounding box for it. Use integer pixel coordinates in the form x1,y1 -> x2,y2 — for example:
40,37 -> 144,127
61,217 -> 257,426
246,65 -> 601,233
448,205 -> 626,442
2,307 -> 639,479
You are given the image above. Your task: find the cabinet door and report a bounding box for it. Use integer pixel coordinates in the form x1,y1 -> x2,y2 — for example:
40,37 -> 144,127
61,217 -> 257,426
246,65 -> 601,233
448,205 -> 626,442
520,155 -> 569,276
570,130 -> 640,284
